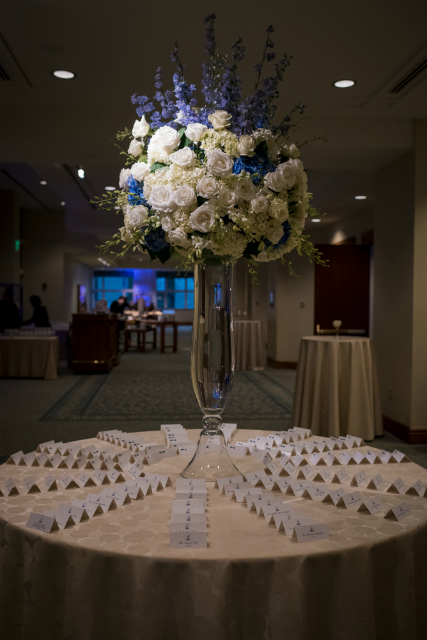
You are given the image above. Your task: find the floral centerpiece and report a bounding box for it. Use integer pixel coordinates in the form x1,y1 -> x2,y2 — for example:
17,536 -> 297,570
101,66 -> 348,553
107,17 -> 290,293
96,14 -> 325,272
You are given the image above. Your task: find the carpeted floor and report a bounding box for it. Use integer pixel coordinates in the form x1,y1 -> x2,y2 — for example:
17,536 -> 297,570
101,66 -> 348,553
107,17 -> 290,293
1,327 -> 426,468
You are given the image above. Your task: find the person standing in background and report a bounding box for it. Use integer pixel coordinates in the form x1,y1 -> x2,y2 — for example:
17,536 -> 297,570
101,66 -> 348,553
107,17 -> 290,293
137,296 -> 146,315
22,295 -> 51,327
0,288 -> 21,332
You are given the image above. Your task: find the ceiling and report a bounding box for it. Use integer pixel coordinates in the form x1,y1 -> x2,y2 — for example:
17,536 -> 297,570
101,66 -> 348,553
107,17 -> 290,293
0,0 -> 426,264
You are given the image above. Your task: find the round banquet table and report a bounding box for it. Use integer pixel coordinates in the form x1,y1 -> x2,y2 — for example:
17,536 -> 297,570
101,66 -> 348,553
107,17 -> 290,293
292,336 -> 383,440
1,429 -> 426,640
0,336 -> 59,380
234,320 -> 267,371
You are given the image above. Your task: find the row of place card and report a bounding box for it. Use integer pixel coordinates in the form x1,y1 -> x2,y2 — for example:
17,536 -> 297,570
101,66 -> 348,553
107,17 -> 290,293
170,478 -> 208,548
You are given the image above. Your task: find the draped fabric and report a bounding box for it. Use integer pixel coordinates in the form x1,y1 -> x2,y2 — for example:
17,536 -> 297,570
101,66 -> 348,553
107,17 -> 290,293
1,429 -> 426,640
292,337 -> 383,440
0,336 -> 59,380
234,321 -> 266,371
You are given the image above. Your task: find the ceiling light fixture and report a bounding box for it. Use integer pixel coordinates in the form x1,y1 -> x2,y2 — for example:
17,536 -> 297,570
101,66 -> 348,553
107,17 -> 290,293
77,168 -> 85,179
53,70 -> 75,80
312,218 -> 321,222
354,195 -> 367,200
61,202 -> 65,206
105,186 -> 116,191
40,180 -> 47,185
333,79 -> 355,88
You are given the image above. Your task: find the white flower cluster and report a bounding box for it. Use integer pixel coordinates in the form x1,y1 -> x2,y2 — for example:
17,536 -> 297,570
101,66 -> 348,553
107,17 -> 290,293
120,110 -> 310,262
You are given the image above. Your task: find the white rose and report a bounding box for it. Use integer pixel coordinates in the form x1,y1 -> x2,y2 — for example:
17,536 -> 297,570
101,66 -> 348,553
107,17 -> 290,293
265,171 -> 286,192
208,110 -> 232,130
235,180 -> 257,201
276,163 -> 297,189
152,126 -> 180,153
125,205 -> 148,229
292,171 -> 308,197
206,148 -> 234,177
160,214 -> 175,233
119,226 -> 134,243
128,139 -> 142,157
174,184 -> 197,207
288,158 -> 304,176
185,123 -> 208,142
132,116 -> 149,139
131,161 -> 150,182
269,199 -> 289,221
168,227 -> 190,248
119,168 -> 131,190
169,147 -> 196,168
280,142 -> 300,159
218,187 -> 238,208
237,134 -> 255,156
147,185 -> 177,214
267,226 -> 285,245
250,193 -> 269,214
197,175 -> 220,199
190,202 -> 216,233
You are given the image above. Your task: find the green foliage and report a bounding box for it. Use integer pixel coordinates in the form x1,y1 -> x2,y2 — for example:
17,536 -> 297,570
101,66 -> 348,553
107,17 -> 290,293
254,141 -> 269,157
116,127 -> 132,141
90,191 -> 119,211
197,196 -> 208,207
150,162 -> 169,173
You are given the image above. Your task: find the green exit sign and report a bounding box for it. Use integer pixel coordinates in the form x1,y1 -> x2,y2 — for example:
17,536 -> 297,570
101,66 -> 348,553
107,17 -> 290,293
15,240 -> 20,252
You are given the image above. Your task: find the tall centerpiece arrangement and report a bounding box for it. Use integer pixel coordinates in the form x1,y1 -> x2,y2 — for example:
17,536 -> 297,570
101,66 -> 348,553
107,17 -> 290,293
96,15 -> 325,480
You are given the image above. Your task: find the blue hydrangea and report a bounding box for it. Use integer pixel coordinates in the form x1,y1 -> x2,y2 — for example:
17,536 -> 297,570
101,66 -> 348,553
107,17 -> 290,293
264,220 -> 292,250
233,154 -> 276,184
127,176 -> 151,209
144,227 -> 170,253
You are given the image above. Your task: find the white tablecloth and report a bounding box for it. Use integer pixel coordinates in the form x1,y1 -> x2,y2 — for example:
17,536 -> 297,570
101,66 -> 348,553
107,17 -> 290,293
292,336 -> 383,440
234,320 -> 266,371
0,336 -> 59,380
0,428 -> 426,640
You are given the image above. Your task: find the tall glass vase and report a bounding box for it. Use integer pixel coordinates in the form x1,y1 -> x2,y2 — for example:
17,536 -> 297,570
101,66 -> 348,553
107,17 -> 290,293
181,260 -> 242,481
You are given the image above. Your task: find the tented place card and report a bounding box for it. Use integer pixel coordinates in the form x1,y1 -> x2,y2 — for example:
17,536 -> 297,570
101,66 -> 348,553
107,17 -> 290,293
392,450 -> 410,463
365,451 -> 381,465
386,477 -> 407,495
215,476 -> 244,491
311,469 -> 333,483
22,452 -> 38,467
26,513 -> 59,533
351,452 -> 366,465
7,451 -> 24,465
94,471 -> 111,486
243,471 -> 267,484
336,491 -> 363,510
275,513 -> 317,536
72,499 -> 103,518
292,523 -> 330,543
144,473 -> 170,489
107,469 -> 125,484
4,478 -> 19,496
57,503 -> 89,524
282,460 -> 298,478
302,485 -> 329,502
223,481 -> 251,497
128,464 -> 145,480
77,472 -> 97,488
42,509 -> 75,530
227,444 -> 248,456
36,440 -> 55,453
36,453 -> 49,467
169,521 -> 206,533
323,488 -> 346,506
170,531 -> 207,549
308,453 -> 326,467
357,497 -> 384,515
288,480 -> 313,497
339,452 -> 352,466
170,513 -> 207,524
23,477 -> 41,494
406,480 -> 427,497
379,450 -> 393,464
59,474 -> 80,490
44,475 -> 58,491
384,502 -> 412,522
234,487 -> 263,503
350,471 -> 368,487
178,445 -> 197,456
265,460 -> 281,475
301,466 -> 316,481
366,474 -> 388,492
332,469 -> 350,484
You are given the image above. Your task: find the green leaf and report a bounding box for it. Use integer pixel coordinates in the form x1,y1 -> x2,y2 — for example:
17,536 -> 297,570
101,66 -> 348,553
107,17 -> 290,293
254,141 -> 268,157
197,196 -> 208,207
178,127 -> 186,139
150,162 -> 169,173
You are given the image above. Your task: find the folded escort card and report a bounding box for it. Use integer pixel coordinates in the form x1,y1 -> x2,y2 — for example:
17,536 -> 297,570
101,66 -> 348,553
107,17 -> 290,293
366,473 -> 388,492
169,521 -> 206,533
405,480 -> 427,497
36,440 -> 55,454
23,477 -> 41,494
312,469 -> 333,483
42,509 -> 75,530
223,481 -> 251,496
292,523 -> 330,543
44,475 -> 58,491
302,485 -> 329,502
331,469 -> 350,484
170,531 -> 207,549
384,502 -> 412,521
7,451 -> 24,465
357,497 -> 384,515
386,477 -> 407,495
336,491 -> 363,510
322,487 -> 346,505
234,487 -> 263,503
56,503 -> 89,523
365,451 -> 381,465
26,513 -> 59,533
72,498 -> 103,517
59,474 -> 80,490
350,471 -> 368,487
392,450 -> 410,463
308,453 -> 326,467
243,470 -> 267,484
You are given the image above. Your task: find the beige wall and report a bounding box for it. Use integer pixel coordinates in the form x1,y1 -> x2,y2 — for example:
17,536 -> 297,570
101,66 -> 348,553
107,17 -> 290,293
312,206 -> 375,246
0,190 -> 20,285
22,209 -> 65,321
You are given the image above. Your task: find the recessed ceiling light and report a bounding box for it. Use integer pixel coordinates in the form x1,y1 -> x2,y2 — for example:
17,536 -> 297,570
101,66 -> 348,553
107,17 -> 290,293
61,201 -> 65,206
77,168 -> 85,179
53,70 -> 75,79
312,218 -> 321,222
40,180 -> 47,185
354,195 -> 367,200
105,186 -> 116,191
333,79 -> 355,88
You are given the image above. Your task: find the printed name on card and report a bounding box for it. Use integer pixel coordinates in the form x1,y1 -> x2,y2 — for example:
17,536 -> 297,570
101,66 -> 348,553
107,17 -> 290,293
384,502 -> 412,522
44,475 -> 58,491
324,452 -> 340,467
169,521 -> 207,533
60,474 -> 80,490
387,477 -> 407,495
365,451 -> 380,465
350,471 -> 367,487
57,503 -> 89,523
332,469 -> 350,484
336,491 -> 363,509
243,471 -> 267,483
302,486 -> 329,502
406,480 -> 427,497
282,460 -> 298,478
366,473 -> 388,492
392,450 -> 410,463
170,531 -> 207,549
311,469 -> 333,483
339,452 -> 352,466
26,513 -> 59,533
78,472 -> 97,488
308,453 -> 326,467
380,450 -> 393,464
293,523 -> 329,543
36,453 -> 49,467
358,497 -> 384,515
42,509 -> 75,530
7,451 -> 24,465
322,488 -> 346,505
23,477 -> 41,494
107,469 -> 125,484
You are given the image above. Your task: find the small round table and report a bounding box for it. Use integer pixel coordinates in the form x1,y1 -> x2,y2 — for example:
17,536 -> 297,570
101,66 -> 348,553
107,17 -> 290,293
292,336 -> 383,440
234,320 -> 267,371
